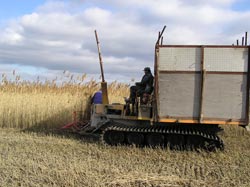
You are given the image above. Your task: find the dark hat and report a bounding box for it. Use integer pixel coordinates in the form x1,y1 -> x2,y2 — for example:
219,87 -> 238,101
143,67 -> 151,72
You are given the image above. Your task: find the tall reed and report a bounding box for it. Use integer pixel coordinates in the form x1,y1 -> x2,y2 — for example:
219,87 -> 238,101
0,73 -> 129,130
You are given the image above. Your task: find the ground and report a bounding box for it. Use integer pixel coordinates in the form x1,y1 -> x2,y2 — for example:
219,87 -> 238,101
0,126 -> 249,187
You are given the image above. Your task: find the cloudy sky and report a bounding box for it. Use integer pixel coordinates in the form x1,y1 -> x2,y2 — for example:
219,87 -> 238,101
0,0 -> 250,83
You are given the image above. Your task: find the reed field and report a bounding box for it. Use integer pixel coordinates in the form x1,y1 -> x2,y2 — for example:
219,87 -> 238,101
0,73 -> 129,130
0,74 -> 250,187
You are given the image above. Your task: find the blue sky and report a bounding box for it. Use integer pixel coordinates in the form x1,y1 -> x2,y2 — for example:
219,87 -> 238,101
0,0 -> 250,83
232,0 -> 250,11
0,0 -> 46,20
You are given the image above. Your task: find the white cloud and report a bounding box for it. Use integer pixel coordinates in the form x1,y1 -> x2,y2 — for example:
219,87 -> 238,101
0,0 -> 250,83
1,29 -> 23,44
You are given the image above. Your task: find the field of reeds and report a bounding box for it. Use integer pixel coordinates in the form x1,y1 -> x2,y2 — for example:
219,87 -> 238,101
0,73 -> 129,130
0,73 -> 250,187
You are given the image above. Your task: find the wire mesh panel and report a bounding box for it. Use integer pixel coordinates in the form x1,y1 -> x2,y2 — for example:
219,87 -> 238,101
158,47 -> 201,71
203,74 -> 247,120
156,45 -> 249,124
158,73 -> 201,118
158,47 -> 201,119
204,48 -> 248,72
203,47 -> 248,122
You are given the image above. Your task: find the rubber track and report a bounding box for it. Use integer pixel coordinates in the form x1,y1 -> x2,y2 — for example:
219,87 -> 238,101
101,124 -> 224,150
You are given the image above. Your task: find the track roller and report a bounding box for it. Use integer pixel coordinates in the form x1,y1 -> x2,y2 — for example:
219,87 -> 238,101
101,124 -> 224,151
146,133 -> 164,147
126,132 -> 144,146
103,130 -> 125,145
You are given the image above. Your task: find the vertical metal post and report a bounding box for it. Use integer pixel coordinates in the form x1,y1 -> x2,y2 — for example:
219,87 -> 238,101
199,46 -> 205,123
153,44 -> 159,122
158,32 -> 160,45
237,40 -> 239,46
156,26 -> 166,46
246,47 -> 250,131
160,36 -> 163,45
153,26 -> 166,122
245,32 -> 248,46
242,37 -> 245,46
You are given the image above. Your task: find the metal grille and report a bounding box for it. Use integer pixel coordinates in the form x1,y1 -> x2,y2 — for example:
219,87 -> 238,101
204,48 -> 248,72
159,47 -> 201,71
157,46 -> 249,123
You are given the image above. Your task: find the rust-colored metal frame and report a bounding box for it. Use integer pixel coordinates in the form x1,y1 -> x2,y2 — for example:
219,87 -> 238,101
246,47 -> 250,126
159,45 -> 248,48
199,46 -> 205,123
153,44 -> 250,126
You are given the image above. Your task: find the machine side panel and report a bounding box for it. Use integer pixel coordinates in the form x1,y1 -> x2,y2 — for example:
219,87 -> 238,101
204,48 -> 248,72
158,47 -> 201,119
203,47 -> 248,122
158,73 -> 201,118
203,74 -> 247,120
156,46 -> 249,125
158,47 -> 201,71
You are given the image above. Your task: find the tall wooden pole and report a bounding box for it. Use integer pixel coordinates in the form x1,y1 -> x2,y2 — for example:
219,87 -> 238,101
94,30 -> 109,104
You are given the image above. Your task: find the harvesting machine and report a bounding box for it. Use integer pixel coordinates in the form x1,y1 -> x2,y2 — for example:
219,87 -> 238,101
63,27 -> 250,150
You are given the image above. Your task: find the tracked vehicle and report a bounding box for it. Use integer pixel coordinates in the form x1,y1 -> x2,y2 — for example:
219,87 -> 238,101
63,27 -> 250,150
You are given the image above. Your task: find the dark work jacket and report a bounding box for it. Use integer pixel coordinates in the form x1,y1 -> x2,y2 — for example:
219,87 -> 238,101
138,72 -> 154,94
